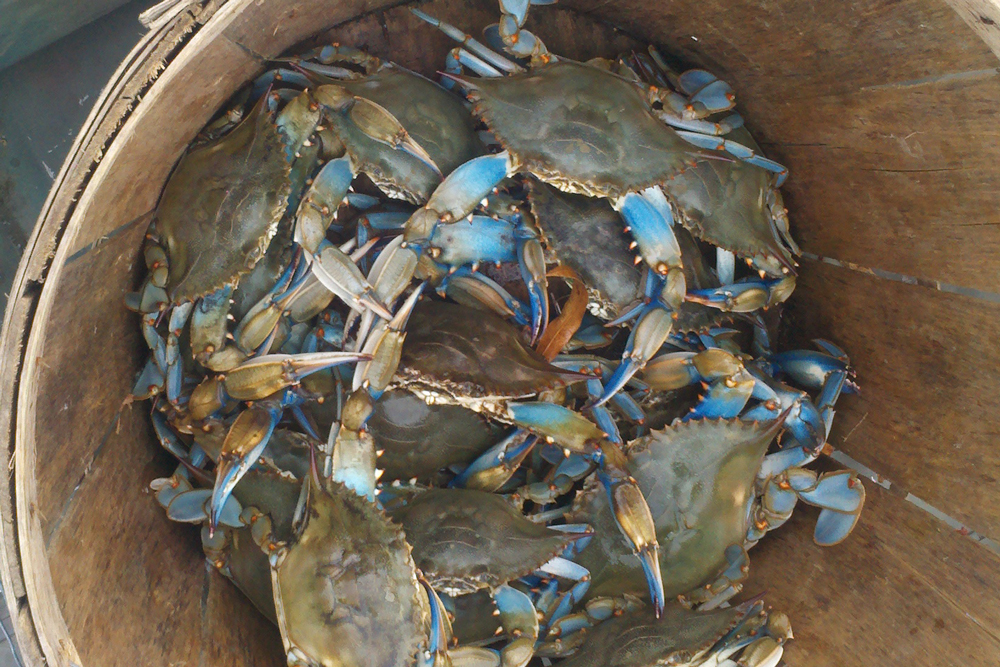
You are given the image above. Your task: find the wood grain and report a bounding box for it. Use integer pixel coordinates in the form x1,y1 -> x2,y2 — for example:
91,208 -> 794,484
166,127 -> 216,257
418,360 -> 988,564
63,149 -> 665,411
784,259 -> 1000,538
745,483 -> 1000,666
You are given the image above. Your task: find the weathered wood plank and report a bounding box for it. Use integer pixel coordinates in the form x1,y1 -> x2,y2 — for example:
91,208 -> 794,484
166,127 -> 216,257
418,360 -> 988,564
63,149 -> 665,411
785,259 -> 1000,537
747,483 -> 1000,666
45,405 -> 282,667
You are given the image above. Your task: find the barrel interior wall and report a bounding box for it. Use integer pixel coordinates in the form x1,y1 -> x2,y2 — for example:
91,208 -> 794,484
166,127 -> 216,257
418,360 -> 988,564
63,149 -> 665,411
12,0 -> 1000,666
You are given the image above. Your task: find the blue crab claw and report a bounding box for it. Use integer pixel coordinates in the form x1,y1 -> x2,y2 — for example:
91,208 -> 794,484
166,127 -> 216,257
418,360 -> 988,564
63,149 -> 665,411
131,357 -> 165,401
403,151 -> 512,252
676,69 -> 720,97
640,348 -> 744,392
507,402 -> 606,454
493,584 -> 539,667
784,397 -> 826,451
514,223 -> 548,344
769,349 -> 851,391
209,403 -> 282,534
595,306 -> 674,408
429,215 -> 517,267
166,489 -> 243,528
686,79 -> 737,115
814,507 -> 864,546
686,278 -> 785,313
311,241 -> 394,319
294,155 -> 354,254
614,192 -> 685,308
797,470 -> 866,514
451,429 -> 537,491
600,470 -> 664,617
684,372 -> 755,421
223,351 -> 370,401
441,268 -> 531,326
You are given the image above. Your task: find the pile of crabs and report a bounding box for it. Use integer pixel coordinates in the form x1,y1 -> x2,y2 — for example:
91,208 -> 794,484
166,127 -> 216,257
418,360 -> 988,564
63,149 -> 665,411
130,5 -> 865,667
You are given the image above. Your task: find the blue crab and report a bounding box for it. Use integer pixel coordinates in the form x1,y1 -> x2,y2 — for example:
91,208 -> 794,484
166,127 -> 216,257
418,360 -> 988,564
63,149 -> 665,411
539,596 -> 791,667
565,415 -> 785,609
385,487 -> 591,667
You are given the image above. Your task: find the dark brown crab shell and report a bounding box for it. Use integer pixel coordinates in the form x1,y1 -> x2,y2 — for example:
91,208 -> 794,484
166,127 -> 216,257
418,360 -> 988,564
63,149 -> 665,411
462,60 -> 714,201
555,602 -> 760,667
387,488 -> 579,596
393,300 -> 589,418
156,97 -> 292,303
272,479 -> 430,667
368,389 -> 506,484
526,178 -> 643,320
324,65 -> 485,204
670,128 -> 797,276
567,417 -> 783,603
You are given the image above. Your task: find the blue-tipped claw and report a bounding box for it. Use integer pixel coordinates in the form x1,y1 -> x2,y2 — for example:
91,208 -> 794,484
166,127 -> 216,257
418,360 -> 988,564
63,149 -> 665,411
814,507 -> 863,546
684,373 -> 755,421
209,404 -> 282,534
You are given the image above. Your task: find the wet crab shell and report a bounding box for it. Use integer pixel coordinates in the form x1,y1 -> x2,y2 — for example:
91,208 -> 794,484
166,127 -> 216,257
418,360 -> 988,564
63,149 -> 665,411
156,97 -> 292,303
670,128 -> 796,275
394,300 -> 588,403
556,602 -> 759,667
272,479 -> 430,667
387,488 -> 578,596
568,417 -> 782,601
368,389 -> 506,483
527,178 -> 643,320
463,60 -> 713,200
326,66 -> 485,203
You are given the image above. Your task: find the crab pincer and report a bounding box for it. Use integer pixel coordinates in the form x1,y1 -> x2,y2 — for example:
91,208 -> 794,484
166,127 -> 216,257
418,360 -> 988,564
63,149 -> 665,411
208,351 -> 369,531
507,401 -> 666,616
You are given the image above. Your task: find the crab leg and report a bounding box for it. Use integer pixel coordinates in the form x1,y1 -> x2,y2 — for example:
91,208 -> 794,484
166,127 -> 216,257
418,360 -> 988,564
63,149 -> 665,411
614,192 -> 685,309
222,351 -> 369,401
331,389 -> 378,502
595,306 -> 675,408
440,268 -> 531,326
352,286 -> 423,398
165,302 -> 194,405
311,242 -> 393,320
209,403 -> 283,532
674,130 -> 789,186
410,8 -> 524,73
451,429 -> 537,491
683,371 -> 756,421
686,276 -> 796,313
294,156 -> 354,255
506,401 -> 665,616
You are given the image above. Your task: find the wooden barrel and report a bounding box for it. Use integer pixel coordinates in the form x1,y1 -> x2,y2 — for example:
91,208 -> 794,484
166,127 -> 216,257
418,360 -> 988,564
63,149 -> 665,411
2,0 -> 998,665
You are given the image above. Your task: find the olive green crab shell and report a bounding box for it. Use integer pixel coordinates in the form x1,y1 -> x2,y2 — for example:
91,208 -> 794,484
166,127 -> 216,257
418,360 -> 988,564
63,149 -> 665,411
670,127 -> 796,275
555,603 -> 754,667
335,66 -> 485,202
397,300 -> 588,398
568,417 -> 783,601
156,97 -> 292,303
465,60 -> 712,200
272,480 -> 429,667
388,488 -> 579,595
